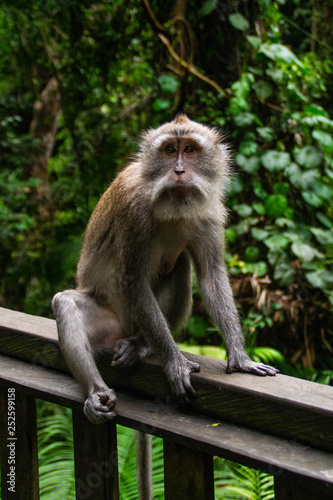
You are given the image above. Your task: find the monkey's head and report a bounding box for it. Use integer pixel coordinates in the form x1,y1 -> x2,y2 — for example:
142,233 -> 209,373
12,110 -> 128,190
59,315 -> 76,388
138,115 -> 231,221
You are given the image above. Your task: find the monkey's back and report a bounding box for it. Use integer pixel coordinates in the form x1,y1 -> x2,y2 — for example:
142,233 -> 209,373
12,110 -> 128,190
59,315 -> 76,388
76,163 -> 153,297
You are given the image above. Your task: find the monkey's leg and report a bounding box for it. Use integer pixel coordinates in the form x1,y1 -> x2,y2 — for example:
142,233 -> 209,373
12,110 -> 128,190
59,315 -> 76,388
112,252 -> 197,373
52,290 -> 123,423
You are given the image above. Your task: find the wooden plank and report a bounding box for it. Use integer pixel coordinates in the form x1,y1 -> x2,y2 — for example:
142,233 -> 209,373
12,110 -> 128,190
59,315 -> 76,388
164,440 -> 214,500
1,307 -> 333,453
0,387 -> 39,499
72,410 -> 119,500
0,355 -> 332,486
275,471 -> 333,499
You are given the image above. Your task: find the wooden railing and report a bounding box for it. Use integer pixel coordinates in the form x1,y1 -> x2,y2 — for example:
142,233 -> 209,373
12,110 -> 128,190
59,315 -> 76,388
0,306 -> 332,499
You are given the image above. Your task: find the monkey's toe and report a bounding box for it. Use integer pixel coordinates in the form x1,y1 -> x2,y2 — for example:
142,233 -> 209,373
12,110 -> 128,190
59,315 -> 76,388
83,389 -> 117,424
227,357 -> 279,377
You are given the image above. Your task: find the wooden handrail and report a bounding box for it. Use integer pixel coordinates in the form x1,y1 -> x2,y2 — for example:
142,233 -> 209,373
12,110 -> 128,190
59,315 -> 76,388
0,307 -> 333,499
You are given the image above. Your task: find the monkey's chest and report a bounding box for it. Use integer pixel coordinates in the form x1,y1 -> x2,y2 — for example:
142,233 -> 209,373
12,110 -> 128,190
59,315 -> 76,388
155,237 -> 188,276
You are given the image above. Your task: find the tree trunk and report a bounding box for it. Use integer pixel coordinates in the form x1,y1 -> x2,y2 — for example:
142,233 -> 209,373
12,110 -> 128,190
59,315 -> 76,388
26,76 -> 62,218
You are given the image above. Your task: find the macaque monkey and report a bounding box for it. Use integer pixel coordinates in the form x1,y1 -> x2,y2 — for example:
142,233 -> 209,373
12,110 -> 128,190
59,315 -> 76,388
52,114 -> 278,424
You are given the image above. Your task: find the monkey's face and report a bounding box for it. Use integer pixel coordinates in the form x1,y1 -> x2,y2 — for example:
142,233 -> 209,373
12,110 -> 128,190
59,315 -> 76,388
139,118 -> 231,221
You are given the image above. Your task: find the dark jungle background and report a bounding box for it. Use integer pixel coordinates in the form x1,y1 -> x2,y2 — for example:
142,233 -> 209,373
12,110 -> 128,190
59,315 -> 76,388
0,0 -> 332,498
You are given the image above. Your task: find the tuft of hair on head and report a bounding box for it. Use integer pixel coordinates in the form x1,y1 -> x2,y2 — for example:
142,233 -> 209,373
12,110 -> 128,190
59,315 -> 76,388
173,113 -> 190,125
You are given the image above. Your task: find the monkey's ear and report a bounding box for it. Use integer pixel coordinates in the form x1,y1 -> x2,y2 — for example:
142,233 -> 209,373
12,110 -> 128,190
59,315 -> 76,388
173,113 -> 190,124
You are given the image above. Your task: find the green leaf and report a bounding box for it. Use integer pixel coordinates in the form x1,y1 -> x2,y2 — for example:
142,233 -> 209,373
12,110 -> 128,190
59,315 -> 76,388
235,153 -> 260,173
251,261 -> 268,276
310,227 -> 333,245
225,228 -> 238,243
313,182 -> 333,200
198,0 -> 218,17
152,98 -> 171,111
229,13 -> 250,31
301,191 -> 323,207
286,163 -> 320,189
265,194 -> 288,217
158,75 -> 179,93
294,146 -> 323,169
291,243 -> 323,262
246,36 -> 261,50
233,112 -> 255,127
252,81 -> 273,101
261,150 -> 290,172
273,182 -> 290,195
252,202 -> 266,215
257,127 -> 275,142
259,43 -> 304,69
234,204 -> 253,217
273,260 -> 294,286
253,179 -> 268,199
265,234 -> 289,250
245,246 -> 260,262
306,270 -> 333,291
317,213 -> 333,229
304,105 -> 329,117
312,130 -> 333,151
251,228 -> 269,241
266,67 -> 284,83
239,141 -> 258,156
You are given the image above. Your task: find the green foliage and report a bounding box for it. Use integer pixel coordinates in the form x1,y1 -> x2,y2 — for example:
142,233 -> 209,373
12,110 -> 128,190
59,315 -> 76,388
215,458 -> 274,500
37,404 -> 75,499
225,16 -> 333,309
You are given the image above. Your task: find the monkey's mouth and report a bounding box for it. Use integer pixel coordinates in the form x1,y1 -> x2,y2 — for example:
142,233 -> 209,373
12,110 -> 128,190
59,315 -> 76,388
153,183 -> 204,205
170,185 -> 193,198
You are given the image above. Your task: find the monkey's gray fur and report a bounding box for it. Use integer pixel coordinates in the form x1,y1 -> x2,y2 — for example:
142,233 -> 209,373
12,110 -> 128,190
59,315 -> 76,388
53,114 -> 278,424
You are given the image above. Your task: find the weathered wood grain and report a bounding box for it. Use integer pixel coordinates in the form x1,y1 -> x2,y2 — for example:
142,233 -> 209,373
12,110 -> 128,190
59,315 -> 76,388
0,354 -> 333,488
72,410 -> 119,500
0,388 -> 39,500
164,440 -> 214,500
274,471 -> 333,500
1,307 -> 333,453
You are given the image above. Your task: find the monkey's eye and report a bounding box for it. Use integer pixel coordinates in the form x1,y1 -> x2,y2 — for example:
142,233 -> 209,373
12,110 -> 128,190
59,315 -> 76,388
165,145 -> 176,154
184,145 -> 195,154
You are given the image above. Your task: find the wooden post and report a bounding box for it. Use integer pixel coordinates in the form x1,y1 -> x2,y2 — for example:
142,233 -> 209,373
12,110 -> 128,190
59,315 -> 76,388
275,471 -> 333,500
72,409 -> 119,500
164,440 -> 214,500
136,431 -> 153,500
0,387 -> 39,499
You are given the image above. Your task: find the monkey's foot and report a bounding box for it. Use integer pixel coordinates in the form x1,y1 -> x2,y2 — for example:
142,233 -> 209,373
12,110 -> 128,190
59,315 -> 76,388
227,353 -> 278,376
165,354 -> 200,405
83,388 -> 117,424
111,337 -> 151,369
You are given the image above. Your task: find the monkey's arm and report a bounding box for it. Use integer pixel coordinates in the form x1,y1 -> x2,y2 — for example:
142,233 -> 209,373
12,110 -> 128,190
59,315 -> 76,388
190,231 -> 278,376
120,276 -> 200,402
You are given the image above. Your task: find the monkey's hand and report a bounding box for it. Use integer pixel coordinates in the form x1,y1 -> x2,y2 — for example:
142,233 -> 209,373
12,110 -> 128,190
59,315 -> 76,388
83,388 -> 117,424
226,352 -> 278,376
164,353 -> 200,404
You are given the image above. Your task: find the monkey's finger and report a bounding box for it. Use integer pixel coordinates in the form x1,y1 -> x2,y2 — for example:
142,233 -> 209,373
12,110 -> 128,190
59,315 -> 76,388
84,402 -> 117,423
257,364 -> 279,376
183,377 -> 197,400
188,361 -> 200,372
